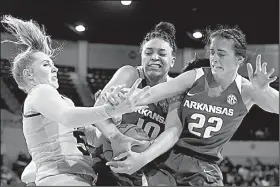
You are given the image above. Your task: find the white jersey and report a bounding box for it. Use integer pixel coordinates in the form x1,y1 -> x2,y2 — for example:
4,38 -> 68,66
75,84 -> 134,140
22,85 -> 95,183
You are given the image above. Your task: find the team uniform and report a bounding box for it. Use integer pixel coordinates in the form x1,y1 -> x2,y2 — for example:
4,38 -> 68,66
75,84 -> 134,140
95,66 -> 180,186
22,85 -> 97,186
162,67 -> 248,186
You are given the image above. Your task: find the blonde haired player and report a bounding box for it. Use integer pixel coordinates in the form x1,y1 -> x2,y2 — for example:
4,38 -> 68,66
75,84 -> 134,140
21,125 -> 102,186
1,15 -> 150,186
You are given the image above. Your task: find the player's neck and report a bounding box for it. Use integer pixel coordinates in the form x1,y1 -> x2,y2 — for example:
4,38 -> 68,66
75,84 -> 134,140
213,70 -> 237,90
26,84 -> 37,95
146,75 -> 168,87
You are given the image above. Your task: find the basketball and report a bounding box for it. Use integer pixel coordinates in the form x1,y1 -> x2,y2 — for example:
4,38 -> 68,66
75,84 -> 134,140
101,123 -> 151,161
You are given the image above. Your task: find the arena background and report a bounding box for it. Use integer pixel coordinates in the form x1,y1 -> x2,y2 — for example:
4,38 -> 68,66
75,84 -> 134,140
0,0 -> 279,186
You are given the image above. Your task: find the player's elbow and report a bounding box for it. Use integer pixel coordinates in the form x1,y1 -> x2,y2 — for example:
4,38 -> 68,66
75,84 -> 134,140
172,125 -> 182,144
165,125 -> 181,145
173,129 -> 181,144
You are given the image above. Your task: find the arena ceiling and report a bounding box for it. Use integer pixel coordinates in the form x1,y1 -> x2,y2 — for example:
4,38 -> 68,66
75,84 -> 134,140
1,0 -> 279,48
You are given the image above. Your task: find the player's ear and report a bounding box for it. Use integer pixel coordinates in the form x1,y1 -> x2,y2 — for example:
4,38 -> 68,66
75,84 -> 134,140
237,56 -> 245,66
170,56 -> 176,68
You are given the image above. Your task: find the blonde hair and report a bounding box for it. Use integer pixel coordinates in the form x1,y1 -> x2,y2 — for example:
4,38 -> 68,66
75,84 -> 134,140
1,15 -> 61,91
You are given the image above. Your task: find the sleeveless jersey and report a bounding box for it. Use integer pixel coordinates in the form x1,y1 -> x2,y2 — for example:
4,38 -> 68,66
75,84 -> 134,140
121,66 -> 172,139
22,85 -> 95,183
176,67 -> 248,163
120,66 -> 176,164
97,67 -> 182,186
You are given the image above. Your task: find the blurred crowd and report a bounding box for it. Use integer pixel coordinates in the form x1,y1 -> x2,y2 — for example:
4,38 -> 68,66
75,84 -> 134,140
1,152 -> 279,186
220,157 -> 279,186
1,153 -> 30,186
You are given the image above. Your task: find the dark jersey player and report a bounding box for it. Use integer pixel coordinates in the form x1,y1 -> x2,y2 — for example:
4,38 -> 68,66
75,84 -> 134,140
107,26 -> 279,186
94,22 -> 183,186
97,66 -> 182,186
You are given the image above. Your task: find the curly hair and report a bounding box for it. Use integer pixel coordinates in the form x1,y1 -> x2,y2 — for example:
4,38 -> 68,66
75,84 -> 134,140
140,21 -> 177,56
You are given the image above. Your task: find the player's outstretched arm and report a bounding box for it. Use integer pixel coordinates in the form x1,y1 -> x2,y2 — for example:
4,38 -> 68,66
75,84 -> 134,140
93,65 -> 139,140
136,70 -> 197,106
29,78 -> 149,129
93,65 -> 150,157
245,54 -> 279,114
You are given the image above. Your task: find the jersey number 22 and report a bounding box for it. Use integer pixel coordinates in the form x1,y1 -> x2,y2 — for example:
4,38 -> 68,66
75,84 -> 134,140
188,113 -> 223,138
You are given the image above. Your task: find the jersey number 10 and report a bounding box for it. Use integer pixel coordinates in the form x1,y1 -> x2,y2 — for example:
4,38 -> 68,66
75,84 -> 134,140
136,118 -> 161,139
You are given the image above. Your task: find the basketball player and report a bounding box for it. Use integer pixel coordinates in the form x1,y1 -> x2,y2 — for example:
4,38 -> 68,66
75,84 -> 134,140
93,22 -> 183,186
1,15 -> 150,186
107,26 -> 279,186
20,90 -> 105,186
21,125 -> 103,186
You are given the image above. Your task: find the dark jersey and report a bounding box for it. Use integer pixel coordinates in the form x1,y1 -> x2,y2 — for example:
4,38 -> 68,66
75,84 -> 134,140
121,66 -> 169,140
177,67 -> 248,163
120,66 -> 178,166
108,66 -> 180,185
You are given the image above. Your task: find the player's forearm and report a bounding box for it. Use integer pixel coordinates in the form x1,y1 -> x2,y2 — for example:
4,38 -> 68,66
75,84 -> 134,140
137,85 -> 179,106
138,71 -> 195,106
252,86 -> 279,114
141,126 -> 180,165
61,105 -> 114,128
92,96 -> 123,141
94,119 -> 123,141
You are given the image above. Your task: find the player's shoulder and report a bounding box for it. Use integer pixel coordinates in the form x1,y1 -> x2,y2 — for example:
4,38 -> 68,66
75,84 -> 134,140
119,65 -> 139,77
30,84 -> 58,96
113,65 -> 141,84
28,84 -> 60,105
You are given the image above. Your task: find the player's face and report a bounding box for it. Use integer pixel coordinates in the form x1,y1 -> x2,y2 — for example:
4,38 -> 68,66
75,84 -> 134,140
141,38 -> 175,79
209,37 -> 241,75
28,52 -> 59,89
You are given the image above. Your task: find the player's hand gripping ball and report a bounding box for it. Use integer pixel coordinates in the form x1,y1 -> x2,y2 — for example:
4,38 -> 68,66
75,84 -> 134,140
101,123 -> 151,161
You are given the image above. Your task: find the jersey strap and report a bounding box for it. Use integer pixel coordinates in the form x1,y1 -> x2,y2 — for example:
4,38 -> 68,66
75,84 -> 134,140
136,66 -> 148,87
136,66 -> 145,79
195,68 -> 204,81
